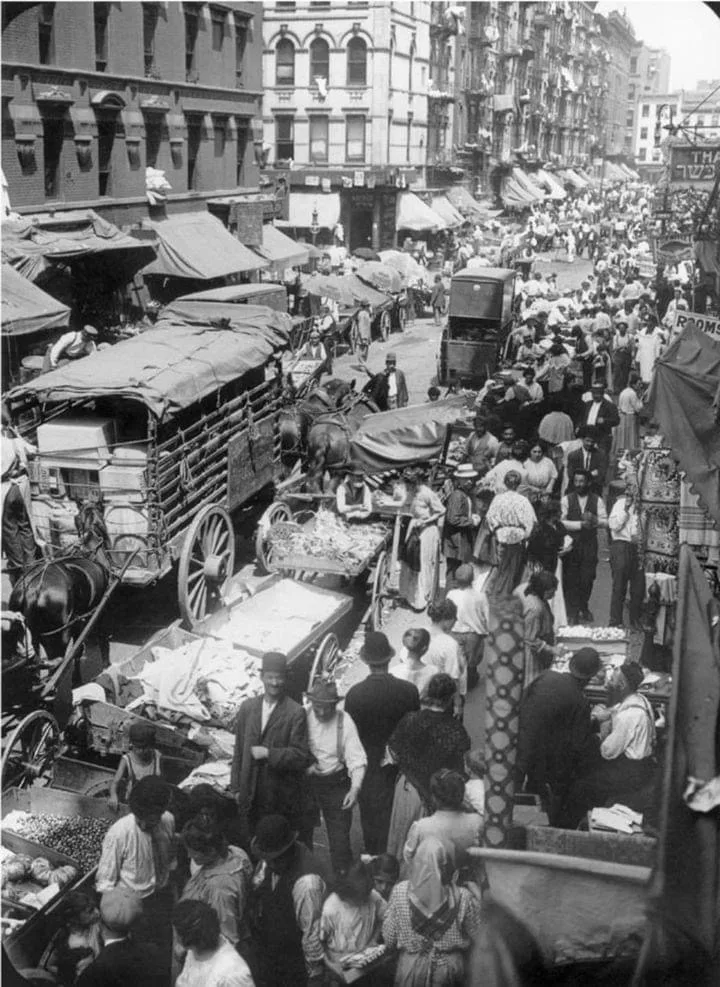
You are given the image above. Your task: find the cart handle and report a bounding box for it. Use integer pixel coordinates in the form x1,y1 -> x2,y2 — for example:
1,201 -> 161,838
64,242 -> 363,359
39,548 -> 140,700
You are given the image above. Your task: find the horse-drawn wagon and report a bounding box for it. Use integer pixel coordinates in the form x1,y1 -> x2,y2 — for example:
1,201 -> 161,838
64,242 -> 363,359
7,305 -> 291,630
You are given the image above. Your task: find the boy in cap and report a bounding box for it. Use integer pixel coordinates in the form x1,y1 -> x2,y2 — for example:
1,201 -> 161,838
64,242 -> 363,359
344,632 -> 420,853
109,721 -> 160,811
443,464 -> 480,590
231,651 -> 312,841
516,648 -> 602,828
76,889 -> 165,987
304,679 -> 367,876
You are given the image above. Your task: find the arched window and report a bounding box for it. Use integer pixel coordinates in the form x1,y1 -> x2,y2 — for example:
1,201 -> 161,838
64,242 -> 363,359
309,37 -> 329,82
276,38 -> 295,86
347,36 -> 367,86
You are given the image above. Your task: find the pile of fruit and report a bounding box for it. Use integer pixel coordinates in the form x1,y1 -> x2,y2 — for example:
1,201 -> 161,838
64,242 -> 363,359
557,625 -> 627,641
3,813 -> 112,874
269,508 -> 386,567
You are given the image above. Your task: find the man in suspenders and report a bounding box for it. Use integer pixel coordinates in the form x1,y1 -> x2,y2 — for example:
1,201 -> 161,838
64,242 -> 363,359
304,680 -> 367,878
561,469 -> 608,624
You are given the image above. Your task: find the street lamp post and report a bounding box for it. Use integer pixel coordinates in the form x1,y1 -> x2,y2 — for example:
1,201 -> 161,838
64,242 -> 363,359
310,206 -> 320,248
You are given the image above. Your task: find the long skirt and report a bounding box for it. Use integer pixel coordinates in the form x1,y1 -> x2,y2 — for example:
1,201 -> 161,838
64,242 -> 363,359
611,412 -> 640,460
399,523 -> 440,611
386,774 -> 426,862
395,949 -> 465,987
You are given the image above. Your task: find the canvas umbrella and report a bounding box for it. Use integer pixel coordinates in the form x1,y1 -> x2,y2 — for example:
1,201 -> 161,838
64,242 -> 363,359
356,261 -> 404,294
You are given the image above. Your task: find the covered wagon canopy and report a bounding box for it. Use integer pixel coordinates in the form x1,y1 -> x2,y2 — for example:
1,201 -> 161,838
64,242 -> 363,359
646,324 -> 720,525
9,306 -> 291,420
350,397 -> 468,471
1,263 -> 69,336
142,212 -> 268,280
1,209 -> 154,281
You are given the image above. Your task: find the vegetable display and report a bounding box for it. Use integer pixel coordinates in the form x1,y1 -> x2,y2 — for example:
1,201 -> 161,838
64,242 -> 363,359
268,507 -> 386,566
556,625 -> 627,641
3,814 -> 111,874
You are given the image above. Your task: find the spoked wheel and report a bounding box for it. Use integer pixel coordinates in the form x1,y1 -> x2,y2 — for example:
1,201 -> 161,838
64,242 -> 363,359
179,505 -> 235,628
397,304 -> 407,332
349,318 -> 361,355
307,632 -> 341,690
368,550 -> 391,631
379,310 -> 391,342
1,710 -> 60,791
254,500 -> 294,575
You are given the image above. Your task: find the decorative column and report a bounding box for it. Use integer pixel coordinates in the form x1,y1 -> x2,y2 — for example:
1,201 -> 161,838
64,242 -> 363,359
483,589 -> 525,847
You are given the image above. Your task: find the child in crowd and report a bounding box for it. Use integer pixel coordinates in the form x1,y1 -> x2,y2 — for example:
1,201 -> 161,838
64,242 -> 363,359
370,854 -> 400,902
109,721 -> 161,810
320,860 -> 387,966
46,891 -> 102,985
392,628 -> 435,698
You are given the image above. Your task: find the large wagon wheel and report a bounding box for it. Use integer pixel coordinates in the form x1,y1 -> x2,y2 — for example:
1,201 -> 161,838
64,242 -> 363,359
178,505 -> 235,628
368,550 -> 391,631
349,317 -> 361,355
1,710 -> 60,790
307,632 -> 341,690
397,301 -> 407,332
378,310 -> 391,342
254,500 -> 294,575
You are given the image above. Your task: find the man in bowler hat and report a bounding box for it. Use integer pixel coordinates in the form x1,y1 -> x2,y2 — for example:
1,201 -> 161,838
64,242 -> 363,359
231,652 -> 312,841
344,632 -> 419,853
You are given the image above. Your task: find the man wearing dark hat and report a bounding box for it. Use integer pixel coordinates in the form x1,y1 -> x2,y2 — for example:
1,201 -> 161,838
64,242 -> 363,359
561,468 -> 608,624
304,679 -> 367,875
380,352 -> 409,410
344,632 -> 420,853
96,777 -> 176,973
516,648 -> 601,828
231,652 -> 312,841
567,660 -> 657,822
250,814 -> 326,986
578,381 -> 619,457
566,426 -> 608,495
76,889 -> 165,987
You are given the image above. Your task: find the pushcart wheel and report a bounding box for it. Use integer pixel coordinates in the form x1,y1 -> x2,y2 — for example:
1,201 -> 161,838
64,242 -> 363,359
254,500 -> 294,575
1,710 -> 60,790
398,304 -> 407,332
350,319 -> 360,355
379,310 -> 391,342
368,550 -> 390,631
178,505 -> 236,628
308,632 -> 341,689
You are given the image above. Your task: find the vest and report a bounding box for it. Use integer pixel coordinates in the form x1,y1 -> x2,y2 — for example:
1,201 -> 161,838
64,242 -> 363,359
254,846 -> 318,978
566,492 -> 600,557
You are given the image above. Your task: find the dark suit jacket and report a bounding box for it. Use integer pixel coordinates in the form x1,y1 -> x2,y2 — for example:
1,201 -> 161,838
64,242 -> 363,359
76,938 -> 165,987
566,447 -> 608,492
230,694 -> 312,824
378,369 -> 409,408
580,398 -> 619,440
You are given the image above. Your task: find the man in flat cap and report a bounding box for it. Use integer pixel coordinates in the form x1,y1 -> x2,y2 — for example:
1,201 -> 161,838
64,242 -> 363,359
77,889 -> 165,987
231,652 -> 312,841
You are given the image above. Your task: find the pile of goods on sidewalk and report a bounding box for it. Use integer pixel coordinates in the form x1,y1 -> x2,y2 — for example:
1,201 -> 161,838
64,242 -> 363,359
268,507 -> 386,566
556,626 -> 627,642
2,812 -> 110,874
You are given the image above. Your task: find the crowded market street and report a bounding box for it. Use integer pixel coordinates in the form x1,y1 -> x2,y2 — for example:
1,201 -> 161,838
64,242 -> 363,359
2,2 -> 720,986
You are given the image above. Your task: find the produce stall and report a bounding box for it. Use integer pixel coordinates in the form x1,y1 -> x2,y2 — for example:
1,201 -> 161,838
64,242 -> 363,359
2,787 -> 117,972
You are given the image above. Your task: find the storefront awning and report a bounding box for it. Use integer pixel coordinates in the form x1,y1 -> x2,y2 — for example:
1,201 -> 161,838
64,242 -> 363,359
501,173 -> 539,209
1,263 -> 69,337
142,212 -> 268,280
396,192 -> 447,232
512,167 -> 546,202
559,169 -> 587,190
287,192 -> 341,229
430,195 -> 465,228
445,185 -> 499,220
252,224 -> 309,270
531,169 -> 567,200
1,209 -> 154,281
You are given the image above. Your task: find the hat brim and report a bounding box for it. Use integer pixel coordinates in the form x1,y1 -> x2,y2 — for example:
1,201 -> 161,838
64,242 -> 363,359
251,832 -> 298,860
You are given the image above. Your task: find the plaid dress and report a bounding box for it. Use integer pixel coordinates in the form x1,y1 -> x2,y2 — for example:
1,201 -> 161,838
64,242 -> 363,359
382,882 -> 482,986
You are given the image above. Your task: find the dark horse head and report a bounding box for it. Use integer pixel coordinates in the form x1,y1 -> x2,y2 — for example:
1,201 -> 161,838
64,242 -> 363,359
9,501 -> 112,665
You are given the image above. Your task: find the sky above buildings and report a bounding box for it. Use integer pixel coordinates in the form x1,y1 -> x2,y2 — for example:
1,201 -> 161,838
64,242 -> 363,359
597,0 -> 720,91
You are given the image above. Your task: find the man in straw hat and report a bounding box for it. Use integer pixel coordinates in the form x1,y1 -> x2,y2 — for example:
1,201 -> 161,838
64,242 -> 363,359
516,647 -> 601,828
250,814 -> 326,986
231,652 -> 312,840
345,632 -> 420,854
76,888 -> 165,987
304,678 -> 367,876
442,464 -> 480,590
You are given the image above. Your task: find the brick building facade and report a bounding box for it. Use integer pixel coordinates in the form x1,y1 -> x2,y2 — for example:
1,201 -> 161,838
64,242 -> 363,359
2,2 -> 264,227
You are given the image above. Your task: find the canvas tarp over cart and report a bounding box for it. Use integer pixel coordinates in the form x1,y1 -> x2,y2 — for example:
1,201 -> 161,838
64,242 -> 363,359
7,307 -> 291,627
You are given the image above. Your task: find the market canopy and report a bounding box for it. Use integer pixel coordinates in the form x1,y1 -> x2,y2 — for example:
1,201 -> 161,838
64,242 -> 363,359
430,194 -> 465,228
559,168 -> 588,190
396,192 -> 447,232
1,209 -> 153,281
252,225 -> 309,270
9,307 -> 291,420
531,169 -> 567,200
349,397 -> 468,470
646,324 -> 720,525
1,263 -> 69,337
501,171 -> 540,209
142,213 -> 267,280
512,167 -> 546,202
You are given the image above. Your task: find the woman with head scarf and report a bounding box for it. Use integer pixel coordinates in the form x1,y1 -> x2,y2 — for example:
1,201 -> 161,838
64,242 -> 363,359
382,837 -> 481,986
398,467 -> 445,611
403,770 -> 482,871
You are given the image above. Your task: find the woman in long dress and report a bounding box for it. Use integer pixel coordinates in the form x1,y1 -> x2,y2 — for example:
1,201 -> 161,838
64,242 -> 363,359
398,470 -> 445,611
635,323 -> 663,385
515,571 -> 562,690
382,837 -> 482,987
611,373 -> 644,460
